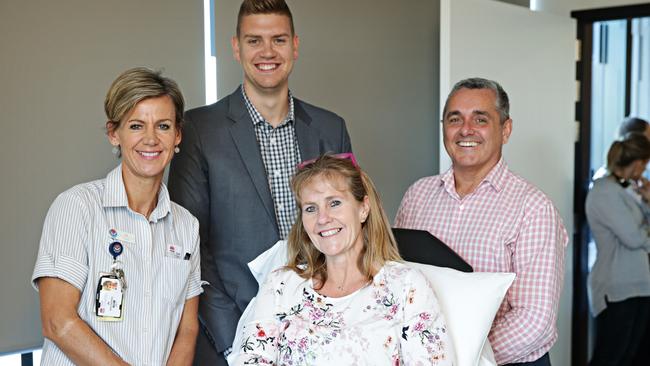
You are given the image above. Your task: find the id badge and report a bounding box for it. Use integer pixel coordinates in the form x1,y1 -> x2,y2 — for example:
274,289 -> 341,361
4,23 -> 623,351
95,273 -> 124,321
165,243 -> 184,259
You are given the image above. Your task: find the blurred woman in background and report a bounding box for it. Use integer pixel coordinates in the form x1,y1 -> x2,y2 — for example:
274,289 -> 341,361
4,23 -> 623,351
586,133 -> 650,366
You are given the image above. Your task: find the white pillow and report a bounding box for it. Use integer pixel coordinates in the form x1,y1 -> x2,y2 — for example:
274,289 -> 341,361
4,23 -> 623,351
248,239 -> 288,284
407,262 -> 515,366
479,341 -> 497,366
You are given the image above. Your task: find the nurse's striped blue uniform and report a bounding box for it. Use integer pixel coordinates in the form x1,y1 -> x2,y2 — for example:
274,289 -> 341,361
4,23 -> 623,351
32,165 -> 204,365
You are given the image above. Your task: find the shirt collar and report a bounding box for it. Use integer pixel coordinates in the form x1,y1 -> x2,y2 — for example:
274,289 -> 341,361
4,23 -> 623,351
481,157 -> 508,192
240,84 -> 295,127
102,164 -> 172,222
440,157 -> 508,196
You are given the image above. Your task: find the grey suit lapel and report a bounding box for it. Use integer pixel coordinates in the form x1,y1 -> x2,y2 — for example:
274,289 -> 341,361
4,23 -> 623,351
294,99 -> 320,161
227,92 -> 278,230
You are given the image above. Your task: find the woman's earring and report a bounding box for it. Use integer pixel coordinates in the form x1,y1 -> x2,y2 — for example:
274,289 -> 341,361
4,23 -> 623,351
112,145 -> 120,156
174,146 -> 180,154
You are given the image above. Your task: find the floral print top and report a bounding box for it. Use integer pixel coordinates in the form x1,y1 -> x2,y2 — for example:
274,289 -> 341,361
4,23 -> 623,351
234,261 -> 454,365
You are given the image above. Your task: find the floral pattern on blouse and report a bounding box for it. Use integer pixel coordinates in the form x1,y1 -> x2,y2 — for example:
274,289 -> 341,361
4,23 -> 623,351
234,261 -> 454,366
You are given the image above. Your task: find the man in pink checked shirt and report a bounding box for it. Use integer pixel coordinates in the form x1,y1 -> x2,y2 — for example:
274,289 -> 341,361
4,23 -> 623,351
395,77 -> 568,366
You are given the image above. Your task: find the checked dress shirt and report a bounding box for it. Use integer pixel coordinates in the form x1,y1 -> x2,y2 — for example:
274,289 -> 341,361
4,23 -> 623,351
395,158 -> 568,364
242,86 -> 301,240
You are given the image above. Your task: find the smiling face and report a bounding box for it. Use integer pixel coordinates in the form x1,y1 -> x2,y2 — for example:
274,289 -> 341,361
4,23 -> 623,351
232,13 -> 298,96
107,95 -> 181,187
299,174 -> 369,265
443,88 -> 512,178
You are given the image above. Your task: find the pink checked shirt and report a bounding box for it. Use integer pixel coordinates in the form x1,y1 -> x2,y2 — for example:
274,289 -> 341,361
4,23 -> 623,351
395,158 -> 567,364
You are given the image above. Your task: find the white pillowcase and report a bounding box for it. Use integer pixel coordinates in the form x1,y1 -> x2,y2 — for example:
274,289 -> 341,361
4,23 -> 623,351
228,240 -> 514,366
248,239 -> 289,284
407,262 -> 515,366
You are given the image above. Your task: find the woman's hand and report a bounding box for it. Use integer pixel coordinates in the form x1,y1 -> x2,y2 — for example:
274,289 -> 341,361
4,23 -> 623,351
636,177 -> 650,203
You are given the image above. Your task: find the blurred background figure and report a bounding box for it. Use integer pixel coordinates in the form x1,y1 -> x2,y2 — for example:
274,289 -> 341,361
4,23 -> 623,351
586,133 -> 650,366
592,116 -> 650,180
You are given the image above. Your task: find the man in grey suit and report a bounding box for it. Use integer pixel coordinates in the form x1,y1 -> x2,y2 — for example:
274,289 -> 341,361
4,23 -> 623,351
168,0 -> 352,365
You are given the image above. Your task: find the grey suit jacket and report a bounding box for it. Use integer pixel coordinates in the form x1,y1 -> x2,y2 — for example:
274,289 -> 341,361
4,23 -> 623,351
168,87 -> 352,354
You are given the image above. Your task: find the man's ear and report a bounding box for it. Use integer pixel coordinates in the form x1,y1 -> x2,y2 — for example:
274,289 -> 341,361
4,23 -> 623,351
293,35 -> 300,60
501,118 -> 513,145
231,36 -> 241,62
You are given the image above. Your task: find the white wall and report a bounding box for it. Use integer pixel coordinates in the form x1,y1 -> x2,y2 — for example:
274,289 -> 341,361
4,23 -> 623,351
0,0 -> 204,354
214,0 -> 440,218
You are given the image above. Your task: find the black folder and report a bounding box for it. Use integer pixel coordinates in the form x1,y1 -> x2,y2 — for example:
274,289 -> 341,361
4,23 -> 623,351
392,228 -> 473,273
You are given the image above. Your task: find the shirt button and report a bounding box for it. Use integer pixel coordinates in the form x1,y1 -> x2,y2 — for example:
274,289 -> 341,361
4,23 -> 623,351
278,203 -> 284,211
143,327 -> 149,333
145,291 -> 151,297
270,137 -> 276,145
274,170 -> 281,177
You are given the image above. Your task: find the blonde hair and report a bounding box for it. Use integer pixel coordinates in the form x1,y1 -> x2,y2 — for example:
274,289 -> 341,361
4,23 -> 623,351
104,67 -> 185,133
287,154 -> 401,288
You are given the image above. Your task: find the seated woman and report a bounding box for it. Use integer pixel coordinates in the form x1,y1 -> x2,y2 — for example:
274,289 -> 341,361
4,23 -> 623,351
234,154 -> 454,365
32,68 -> 202,365
586,133 -> 650,366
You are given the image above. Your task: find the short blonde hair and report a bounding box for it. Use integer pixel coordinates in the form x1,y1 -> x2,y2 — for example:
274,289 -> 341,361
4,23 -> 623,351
287,154 -> 401,288
104,67 -> 185,133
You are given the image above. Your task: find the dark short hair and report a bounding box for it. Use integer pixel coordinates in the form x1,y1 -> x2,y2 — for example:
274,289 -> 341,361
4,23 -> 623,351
442,77 -> 510,124
104,67 -> 185,133
236,0 -> 294,37
618,116 -> 649,137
